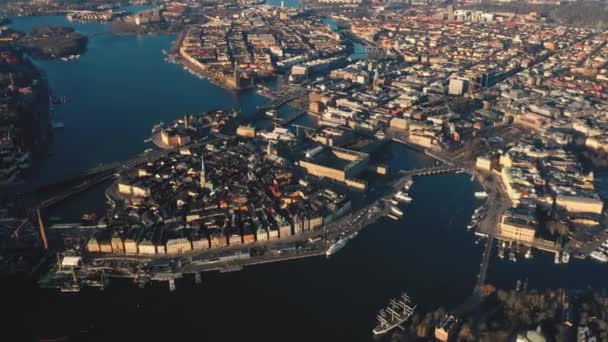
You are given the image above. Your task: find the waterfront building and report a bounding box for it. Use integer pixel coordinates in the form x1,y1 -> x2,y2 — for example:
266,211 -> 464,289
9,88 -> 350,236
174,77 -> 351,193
166,238 -> 192,254
499,214 -> 536,243
298,146 -> 369,189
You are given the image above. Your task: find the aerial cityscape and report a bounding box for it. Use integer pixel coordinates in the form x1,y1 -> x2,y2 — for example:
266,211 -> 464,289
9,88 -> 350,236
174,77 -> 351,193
0,0 -> 607,341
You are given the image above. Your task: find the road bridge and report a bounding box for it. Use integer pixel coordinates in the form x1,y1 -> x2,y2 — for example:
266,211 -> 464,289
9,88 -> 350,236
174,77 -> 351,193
33,149 -> 170,209
398,165 -> 467,177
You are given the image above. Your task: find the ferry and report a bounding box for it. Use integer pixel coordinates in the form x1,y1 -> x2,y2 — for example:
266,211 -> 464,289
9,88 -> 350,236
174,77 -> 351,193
390,206 -> 404,217
326,237 -> 348,257
394,192 -> 412,203
474,191 -> 488,199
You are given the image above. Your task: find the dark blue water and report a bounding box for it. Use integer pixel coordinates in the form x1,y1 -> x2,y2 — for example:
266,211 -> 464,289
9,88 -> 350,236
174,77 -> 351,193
3,6 -> 608,342
266,0 -> 300,8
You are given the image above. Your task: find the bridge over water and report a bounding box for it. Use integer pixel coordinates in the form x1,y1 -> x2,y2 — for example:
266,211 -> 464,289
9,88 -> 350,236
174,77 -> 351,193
32,149 -> 170,209
398,165 -> 468,177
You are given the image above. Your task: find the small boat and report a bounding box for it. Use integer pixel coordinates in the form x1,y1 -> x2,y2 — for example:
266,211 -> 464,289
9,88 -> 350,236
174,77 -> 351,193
524,249 -> 532,259
266,109 -> 278,118
509,250 -> 516,262
390,199 -> 399,206
474,191 -> 488,199
395,192 -> 412,203
151,122 -> 164,133
554,252 -> 561,264
390,207 -> 404,217
387,214 -> 400,221
467,221 -> 477,230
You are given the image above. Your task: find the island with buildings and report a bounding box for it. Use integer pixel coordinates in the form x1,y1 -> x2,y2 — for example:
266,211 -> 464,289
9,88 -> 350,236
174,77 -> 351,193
0,2 -> 606,338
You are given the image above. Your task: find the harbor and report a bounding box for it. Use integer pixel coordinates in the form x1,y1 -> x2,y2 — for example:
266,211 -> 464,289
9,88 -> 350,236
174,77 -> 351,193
2,2 -> 608,341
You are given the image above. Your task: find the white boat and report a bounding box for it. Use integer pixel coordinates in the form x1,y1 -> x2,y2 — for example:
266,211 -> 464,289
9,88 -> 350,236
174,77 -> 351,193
403,179 -> 413,191
554,252 -> 561,264
390,207 -> 404,217
474,191 -> 488,199
524,249 -> 532,259
266,109 -> 278,117
395,192 -> 412,203
387,214 -> 400,221
326,237 -> 348,257
467,221 -> 477,230
151,122 -> 164,133
590,251 -> 608,263
390,199 -> 399,206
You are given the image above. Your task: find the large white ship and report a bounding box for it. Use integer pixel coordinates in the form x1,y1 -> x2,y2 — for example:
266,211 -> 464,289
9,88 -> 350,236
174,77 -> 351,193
325,237 -> 348,257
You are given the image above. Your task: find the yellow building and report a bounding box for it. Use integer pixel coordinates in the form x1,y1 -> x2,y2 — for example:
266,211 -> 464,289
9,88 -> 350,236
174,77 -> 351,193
475,156 -> 493,172
298,147 -> 369,187
166,238 -> 192,254
111,236 -> 125,254
138,240 -> 157,255
499,215 -> 536,243
160,130 -> 191,147
192,238 -> 209,250
556,195 -> 604,214
124,239 -> 139,254
117,183 -> 151,198
237,125 -> 256,138
86,238 -> 100,253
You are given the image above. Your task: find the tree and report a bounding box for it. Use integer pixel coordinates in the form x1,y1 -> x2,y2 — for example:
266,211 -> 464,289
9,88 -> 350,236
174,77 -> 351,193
546,220 -> 568,237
